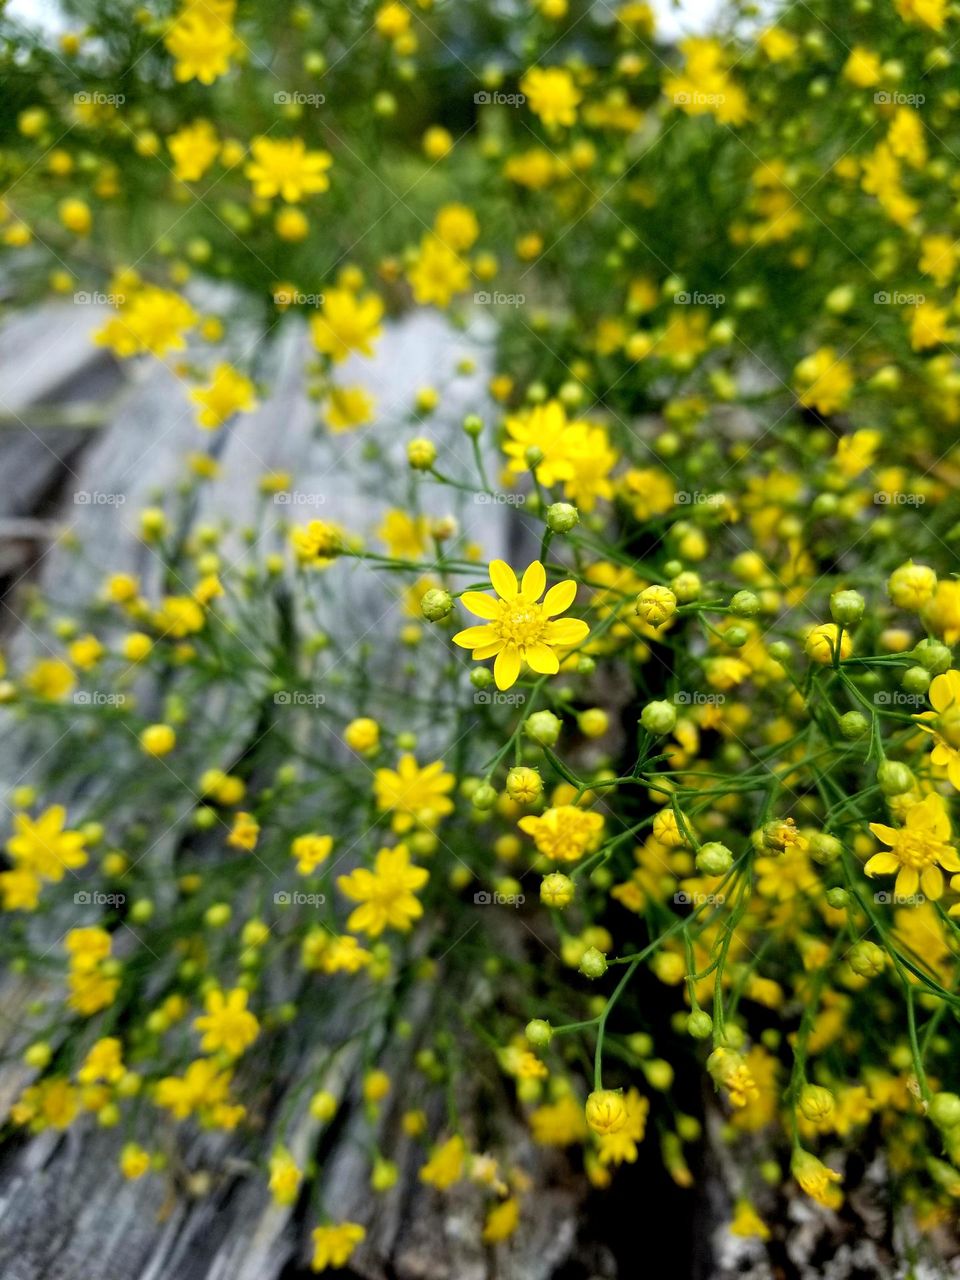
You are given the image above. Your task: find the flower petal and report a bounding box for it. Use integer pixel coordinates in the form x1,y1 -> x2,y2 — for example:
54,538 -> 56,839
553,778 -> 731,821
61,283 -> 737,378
521,561 -> 546,601
921,865 -> 944,900
542,580 -> 577,617
895,866 -> 919,898
864,852 -> 898,876
544,618 -> 590,647
494,646 -> 521,690
453,625 -> 496,650
524,642 -> 560,675
460,591 -> 499,620
473,641 -> 504,660
489,560 -> 518,599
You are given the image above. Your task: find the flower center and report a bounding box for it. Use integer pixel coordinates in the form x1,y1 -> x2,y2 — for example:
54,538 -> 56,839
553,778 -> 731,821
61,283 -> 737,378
494,599 -> 547,650
894,831 -> 943,869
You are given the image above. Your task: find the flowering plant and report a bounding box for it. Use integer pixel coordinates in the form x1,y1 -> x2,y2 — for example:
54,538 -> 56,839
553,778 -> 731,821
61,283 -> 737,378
2,0 -> 960,1271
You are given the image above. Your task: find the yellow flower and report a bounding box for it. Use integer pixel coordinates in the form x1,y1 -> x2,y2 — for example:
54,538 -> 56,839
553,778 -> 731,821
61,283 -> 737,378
520,67 -> 582,127
453,559 -> 589,690
324,386 -> 375,432
407,235 -> 470,307
245,137 -> 332,201
910,301 -> 950,352
337,844 -> 429,936
168,119 -> 219,181
193,987 -> 260,1056
843,46 -> 882,88
794,347 -> 854,415
290,520 -> 344,566
519,806 -> 604,863
791,1149 -> 843,1208
918,670 -> 960,791
729,1200 -> 770,1240
529,1094 -> 588,1144
320,935 -> 373,973
165,4 -> 237,85
585,1089 -> 627,1135
191,363 -> 257,428
419,1134 -> 466,1188
923,580 -> 960,644
156,1058 -> 234,1119
6,805 -> 88,881
434,203 -> 479,251
373,755 -> 455,832
375,1 -> 410,38
867,792 -> 960,901
120,1143 -> 151,1179
895,0 -> 946,30
78,1037 -> 124,1084
309,289 -> 384,363
269,1146 -> 302,1205
227,811 -> 259,850
291,832 -> 333,874
804,623 -> 852,665
502,399 -> 579,487
596,1088 -> 649,1166
344,717 -> 380,754
310,1223 -> 365,1272
23,657 -> 75,701
483,1196 -> 520,1243
378,509 -> 429,560
888,561 -> 937,610
97,287 -> 198,357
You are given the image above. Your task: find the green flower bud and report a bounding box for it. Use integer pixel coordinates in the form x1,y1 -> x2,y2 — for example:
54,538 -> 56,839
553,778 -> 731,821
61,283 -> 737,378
696,841 -> 734,876
579,946 -> 608,979
830,589 -> 865,625
838,711 -> 868,739
641,700 -> 677,735
420,588 -> 453,622
546,502 -> 579,533
878,760 -> 913,795
525,1018 -> 553,1048
687,1010 -> 713,1039
729,590 -> 760,617
525,710 -> 562,747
